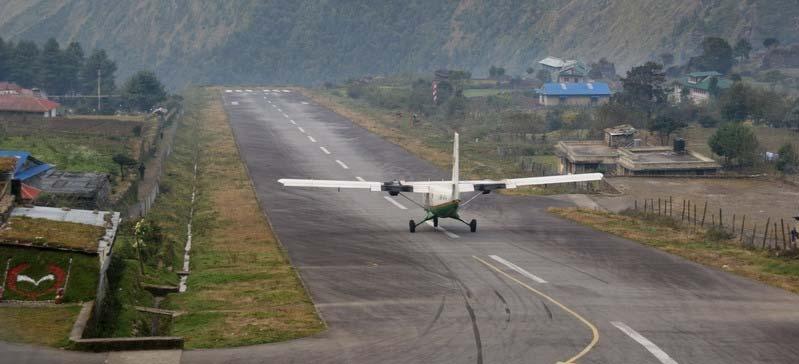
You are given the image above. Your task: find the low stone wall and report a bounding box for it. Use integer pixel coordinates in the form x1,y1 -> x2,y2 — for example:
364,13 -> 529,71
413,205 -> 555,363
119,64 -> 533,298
70,300 -> 184,351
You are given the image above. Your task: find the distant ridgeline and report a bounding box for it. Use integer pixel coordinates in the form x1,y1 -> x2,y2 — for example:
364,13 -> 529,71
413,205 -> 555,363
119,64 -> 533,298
1,0 -> 798,88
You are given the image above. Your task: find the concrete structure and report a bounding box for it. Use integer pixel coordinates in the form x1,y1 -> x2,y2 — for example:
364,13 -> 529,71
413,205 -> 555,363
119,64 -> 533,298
538,56 -> 579,70
538,82 -> 611,106
671,71 -> 733,104
556,125 -> 720,175
616,147 -> 720,176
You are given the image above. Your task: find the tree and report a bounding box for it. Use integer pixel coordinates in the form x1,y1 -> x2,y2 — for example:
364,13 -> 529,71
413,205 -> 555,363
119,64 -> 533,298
708,122 -> 759,167
112,153 -> 137,179
708,76 -> 720,98
733,39 -> 752,61
615,61 -> 667,120
536,69 -> 551,83
647,113 -> 687,145
763,37 -> 779,49
720,82 -> 751,122
82,49 -> 117,96
689,37 -> 734,73
525,67 -> 534,75
0,37 -> 8,81
122,70 -> 167,111
39,38 -> 63,94
777,143 -> 799,174
785,105 -> 799,130
9,41 -> 40,88
61,42 -> 84,94
489,65 -> 497,78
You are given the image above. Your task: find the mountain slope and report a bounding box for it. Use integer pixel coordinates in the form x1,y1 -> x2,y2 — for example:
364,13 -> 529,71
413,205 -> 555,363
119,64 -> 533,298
1,0 -> 797,89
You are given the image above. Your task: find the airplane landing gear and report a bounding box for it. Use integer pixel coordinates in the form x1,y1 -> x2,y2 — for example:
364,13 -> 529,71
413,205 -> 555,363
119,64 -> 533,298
409,220 -> 416,233
469,219 -> 477,232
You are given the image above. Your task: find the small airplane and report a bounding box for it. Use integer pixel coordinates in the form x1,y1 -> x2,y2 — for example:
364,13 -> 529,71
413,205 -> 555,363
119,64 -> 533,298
279,133 -> 603,233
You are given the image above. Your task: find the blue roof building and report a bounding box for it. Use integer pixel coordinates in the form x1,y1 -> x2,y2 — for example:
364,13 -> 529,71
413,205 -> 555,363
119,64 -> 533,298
537,82 -> 612,107
0,150 -> 54,181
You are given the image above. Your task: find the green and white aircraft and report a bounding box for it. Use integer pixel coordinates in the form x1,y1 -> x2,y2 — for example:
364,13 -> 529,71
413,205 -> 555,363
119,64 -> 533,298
279,133 -> 602,233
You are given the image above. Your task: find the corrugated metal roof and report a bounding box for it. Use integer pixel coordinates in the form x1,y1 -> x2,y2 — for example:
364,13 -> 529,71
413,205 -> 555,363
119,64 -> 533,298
539,82 -> 611,96
0,150 -> 54,180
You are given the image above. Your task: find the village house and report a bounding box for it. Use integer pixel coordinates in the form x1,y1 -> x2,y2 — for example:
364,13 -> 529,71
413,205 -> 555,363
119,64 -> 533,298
538,82 -> 611,106
0,151 -> 111,209
0,94 -> 60,118
670,71 -> 732,104
556,63 -> 589,83
555,125 -> 720,176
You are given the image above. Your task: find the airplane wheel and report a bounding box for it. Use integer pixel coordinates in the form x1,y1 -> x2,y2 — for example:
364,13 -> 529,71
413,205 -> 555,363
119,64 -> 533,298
469,219 -> 477,233
433,217 -> 439,227
409,220 -> 416,233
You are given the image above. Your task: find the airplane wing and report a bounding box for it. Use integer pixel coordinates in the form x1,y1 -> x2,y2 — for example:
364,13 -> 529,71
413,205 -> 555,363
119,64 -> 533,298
278,173 -> 602,194
278,179 -> 384,191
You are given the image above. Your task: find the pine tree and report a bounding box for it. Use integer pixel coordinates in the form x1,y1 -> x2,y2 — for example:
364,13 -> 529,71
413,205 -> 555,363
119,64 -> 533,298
61,42 -> 85,94
39,38 -> 63,94
9,41 -> 40,88
81,49 -> 117,109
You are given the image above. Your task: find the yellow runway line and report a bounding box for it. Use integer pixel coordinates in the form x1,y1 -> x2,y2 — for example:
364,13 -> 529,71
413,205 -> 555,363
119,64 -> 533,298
473,255 -> 599,364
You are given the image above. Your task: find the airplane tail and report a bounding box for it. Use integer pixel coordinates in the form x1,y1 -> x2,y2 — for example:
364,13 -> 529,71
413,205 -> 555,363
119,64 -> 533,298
452,132 -> 460,200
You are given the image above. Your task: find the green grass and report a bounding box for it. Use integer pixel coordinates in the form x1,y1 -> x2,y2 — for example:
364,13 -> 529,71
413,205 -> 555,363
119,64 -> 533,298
0,134 -> 133,175
0,305 -> 82,347
104,87 -> 324,348
463,88 -> 508,98
0,246 -> 98,302
0,217 -> 106,252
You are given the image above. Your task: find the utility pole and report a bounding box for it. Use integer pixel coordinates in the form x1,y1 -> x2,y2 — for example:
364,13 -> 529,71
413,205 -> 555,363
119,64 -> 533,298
97,68 -> 102,112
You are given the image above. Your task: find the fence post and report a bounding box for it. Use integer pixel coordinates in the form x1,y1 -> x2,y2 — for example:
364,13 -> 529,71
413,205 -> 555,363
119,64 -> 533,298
643,199 -> 648,214
719,208 -> 723,228
701,201 -> 708,227
781,218 -> 787,250
762,217 -> 771,249
694,204 -> 697,226
732,214 -> 736,236
711,214 -> 715,227
634,200 -> 638,211
740,215 -> 746,243
751,224 -> 757,248
681,200 -> 686,221
774,222 -> 779,250
658,198 -> 661,215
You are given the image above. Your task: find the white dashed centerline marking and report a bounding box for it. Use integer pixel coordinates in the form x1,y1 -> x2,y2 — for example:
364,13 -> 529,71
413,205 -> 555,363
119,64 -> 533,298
611,322 -> 679,364
297,127 -> 305,133
320,147 -> 331,154
301,101 -> 309,105
355,176 -> 365,181
235,89 -> 242,93
225,89 -> 232,93
489,255 -> 547,283
383,196 -> 408,210
308,136 -> 316,143
230,101 -> 239,105
289,119 -> 296,124
277,108 -> 282,112
282,113 -> 289,118
245,89 -> 253,92
335,160 -> 349,169
425,222 -> 459,238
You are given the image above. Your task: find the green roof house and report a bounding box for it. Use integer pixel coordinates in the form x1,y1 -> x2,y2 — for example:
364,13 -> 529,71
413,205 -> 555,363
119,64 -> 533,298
671,71 -> 733,104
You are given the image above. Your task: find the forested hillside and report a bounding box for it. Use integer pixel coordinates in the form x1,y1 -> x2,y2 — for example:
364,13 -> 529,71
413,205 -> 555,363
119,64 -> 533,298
1,0 -> 797,89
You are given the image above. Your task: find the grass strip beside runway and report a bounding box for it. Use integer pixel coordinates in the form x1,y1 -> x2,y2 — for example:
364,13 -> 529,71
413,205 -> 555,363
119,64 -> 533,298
160,88 -> 324,348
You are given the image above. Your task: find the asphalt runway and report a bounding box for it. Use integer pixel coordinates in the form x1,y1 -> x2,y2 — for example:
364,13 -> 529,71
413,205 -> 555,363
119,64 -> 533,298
4,89 -> 799,364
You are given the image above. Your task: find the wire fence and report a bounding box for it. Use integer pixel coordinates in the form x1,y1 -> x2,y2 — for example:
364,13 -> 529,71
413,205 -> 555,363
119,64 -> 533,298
631,196 -> 798,252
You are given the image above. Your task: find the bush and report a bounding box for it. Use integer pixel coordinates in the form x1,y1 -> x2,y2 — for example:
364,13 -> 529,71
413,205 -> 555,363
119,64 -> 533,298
704,226 -> 734,242
698,114 -> 720,128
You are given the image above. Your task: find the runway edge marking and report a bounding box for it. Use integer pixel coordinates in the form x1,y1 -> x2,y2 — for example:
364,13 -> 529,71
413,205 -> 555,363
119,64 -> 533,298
611,321 -> 678,364
489,255 -> 547,283
473,255 -> 599,364
425,221 -> 459,238
383,196 -> 408,210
